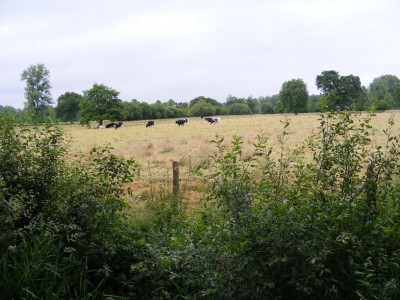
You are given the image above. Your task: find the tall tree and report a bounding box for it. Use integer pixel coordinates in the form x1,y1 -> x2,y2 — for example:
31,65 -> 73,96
229,103 -> 251,115
55,92 -> 82,122
307,94 -> 321,112
279,79 -> 308,114
123,100 -> 142,121
259,95 -> 281,113
225,95 -> 245,106
190,99 -> 216,117
189,96 -> 221,108
20,63 -> 52,120
80,84 -> 124,125
316,70 -> 362,109
246,96 -> 261,114
369,75 -> 400,109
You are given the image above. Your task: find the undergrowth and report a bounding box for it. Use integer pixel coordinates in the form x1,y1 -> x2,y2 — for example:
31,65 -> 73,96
0,110 -> 399,299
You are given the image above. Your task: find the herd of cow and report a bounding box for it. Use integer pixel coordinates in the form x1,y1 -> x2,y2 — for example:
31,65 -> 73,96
96,117 -> 221,129
96,121 -> 123,129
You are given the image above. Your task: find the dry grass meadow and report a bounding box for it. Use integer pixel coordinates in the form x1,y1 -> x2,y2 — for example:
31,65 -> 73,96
62,112 -> 400,208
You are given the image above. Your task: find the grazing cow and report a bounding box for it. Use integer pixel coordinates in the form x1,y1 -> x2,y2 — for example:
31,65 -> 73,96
96,124 -> 105,129
105,122 -> 115,128
146,121 -> 155,127
205,117 -> 221,124
176,119 -> 187,126
114,121 -> 123,129
213,117 -> 221,123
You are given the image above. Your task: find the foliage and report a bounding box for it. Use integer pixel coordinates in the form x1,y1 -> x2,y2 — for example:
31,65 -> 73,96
259,95 -> 281,114
316,70 -> 362,109
245,96 -> 261,114
190,99 -> 216,117
80,83 -> 124,125
279,78 -> 309,114
20,63 -> 53,122
0,115 -> 141,298
124,111 -> 400,299
369,74 -> 400,109
0,228 -> 105,299
189,96 -> 222,108
55,92 -> 83,122
261,101 -> 274,114
307,94 -> 321,112
0,106 -> 26,123
228,102 -> 251,115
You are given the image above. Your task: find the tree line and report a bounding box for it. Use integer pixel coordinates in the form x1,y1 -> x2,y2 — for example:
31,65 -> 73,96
2,63 -> 400,124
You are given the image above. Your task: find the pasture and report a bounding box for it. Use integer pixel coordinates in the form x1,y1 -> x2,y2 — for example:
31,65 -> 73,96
62,112 -> 400,206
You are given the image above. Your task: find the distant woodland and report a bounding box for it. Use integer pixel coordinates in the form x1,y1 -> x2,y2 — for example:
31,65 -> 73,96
2,63 -> 400,124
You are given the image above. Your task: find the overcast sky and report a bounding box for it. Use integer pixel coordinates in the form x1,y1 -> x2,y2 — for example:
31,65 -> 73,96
1,0 -> 399,109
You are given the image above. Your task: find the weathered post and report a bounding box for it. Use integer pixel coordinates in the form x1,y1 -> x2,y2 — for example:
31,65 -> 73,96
172,161 -> 179,196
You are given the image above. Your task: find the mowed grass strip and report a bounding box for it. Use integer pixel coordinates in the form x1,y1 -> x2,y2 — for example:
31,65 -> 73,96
62,112 -> 400,207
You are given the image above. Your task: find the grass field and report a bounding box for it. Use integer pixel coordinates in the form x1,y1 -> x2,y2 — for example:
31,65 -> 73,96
62,111 -> 400,207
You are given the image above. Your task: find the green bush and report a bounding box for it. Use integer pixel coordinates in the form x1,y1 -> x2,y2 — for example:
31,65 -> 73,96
199,110 -> 400,299
0,115 -> 142,298
134,111 -> 400,299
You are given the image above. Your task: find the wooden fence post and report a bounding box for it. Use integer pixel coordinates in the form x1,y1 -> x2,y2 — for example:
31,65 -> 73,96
172,161 -> 179,196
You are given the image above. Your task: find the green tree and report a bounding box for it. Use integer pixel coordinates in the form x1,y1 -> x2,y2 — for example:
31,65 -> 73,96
369,75 -> 400,109
151,103 -> 168,119
307,94 -> 321,112
260,102 -> 274,114
80,84 -> 124,125
215,105 -> 229,115
279,79 -> 308,114
225,95 -> 245,106
226,95 -> 261,114
123,100 -> 142,121
190,96 -> 221,108
140,102 -> 152,119
316,70 -> 362,109
259,95 -> 281,113
55,92 -> 82,122
229,103 -> 250,115
20,63 -> 53,121
190,99 -> 216,117
0,106 -> 24,122
246,96 -> 261,114
167,99 -> 176,106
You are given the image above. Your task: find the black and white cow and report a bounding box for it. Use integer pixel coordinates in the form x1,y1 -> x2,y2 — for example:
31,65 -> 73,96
176,119 -> 188,126
205,117 -> 221,124
105,122 -> 115,128
146,121 -> 155,127
114,121 -> 123,129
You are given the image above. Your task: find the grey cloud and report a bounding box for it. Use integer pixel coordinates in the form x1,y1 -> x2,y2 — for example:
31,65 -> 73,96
1,0 -> 399,108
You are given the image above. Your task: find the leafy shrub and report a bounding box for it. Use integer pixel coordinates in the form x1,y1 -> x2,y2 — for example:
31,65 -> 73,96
200,110 -> 400,299
122,111 -> 399,299
0,115 -> 141,298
